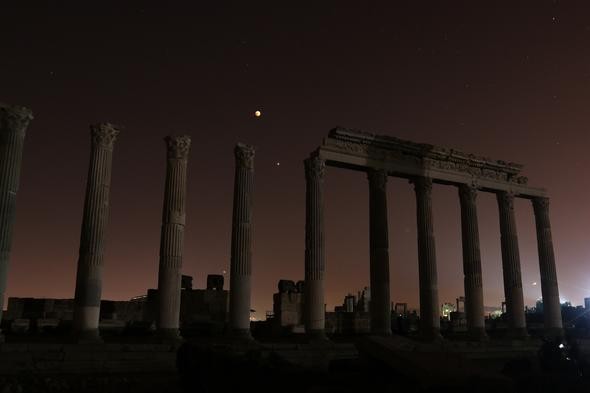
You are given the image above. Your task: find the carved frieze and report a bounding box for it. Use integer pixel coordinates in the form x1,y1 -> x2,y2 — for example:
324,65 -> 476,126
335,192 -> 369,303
325,127 -> 529,186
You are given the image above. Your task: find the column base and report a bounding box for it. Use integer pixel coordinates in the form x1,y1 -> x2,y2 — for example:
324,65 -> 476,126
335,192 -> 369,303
467,327 -> 489,342
508,327 -> 529,340
542,327 -> 564,340
230,328 -> 254,341
307,329 -> 331,340
72,329 -> 103,344
156,328 -> 183,345
420,328 -> 444,342
370,328 -> 392,336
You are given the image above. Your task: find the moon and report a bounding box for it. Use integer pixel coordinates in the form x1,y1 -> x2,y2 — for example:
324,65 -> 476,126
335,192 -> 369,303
254,110 -> 261,117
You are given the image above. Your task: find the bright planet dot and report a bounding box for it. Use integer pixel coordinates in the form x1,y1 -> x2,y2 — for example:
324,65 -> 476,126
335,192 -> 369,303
276,162 -> 280,166
254,110 -> 261,117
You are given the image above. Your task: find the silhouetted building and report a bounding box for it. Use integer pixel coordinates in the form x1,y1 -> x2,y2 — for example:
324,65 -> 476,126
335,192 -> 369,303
4,274 -> 227,334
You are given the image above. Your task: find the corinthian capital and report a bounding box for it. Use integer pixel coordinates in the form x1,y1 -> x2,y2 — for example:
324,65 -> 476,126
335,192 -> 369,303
412,176 -> 432,196
532,197 -> 550,213
235,143 -> 255,169
0,103 -> 34,135
367,169 -> 387,191
459,184 -> 478,204
165,135 -> 191,159
304,156 -> 325,181
496,191 -> 515,210
90,123 -> 121,149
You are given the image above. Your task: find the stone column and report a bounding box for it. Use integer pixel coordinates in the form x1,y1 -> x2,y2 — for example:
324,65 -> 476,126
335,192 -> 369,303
368,169 -> 391,335
532,197 -> 563,337
73,123 -> 120,340
157,135 -> 191,339
496,191 -> 527,337
228,143 -> 255,338
0,104 -> 33,341
304,156 -> 326,338
412,177 -> 441,339
458,184 -> 487,340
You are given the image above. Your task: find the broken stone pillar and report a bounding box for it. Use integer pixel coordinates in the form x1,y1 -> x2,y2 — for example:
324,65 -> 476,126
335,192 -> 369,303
0,104 -> 33,342
157,135 -> 191,339
228,143 -> 255,338
368,169 -> 391,335
304,156 -> 327,339
496,191 -> 527,338
458,184 -> 487,340
73,123 -> 120,340
412,177 -> 441,340
532,197 -> 563,337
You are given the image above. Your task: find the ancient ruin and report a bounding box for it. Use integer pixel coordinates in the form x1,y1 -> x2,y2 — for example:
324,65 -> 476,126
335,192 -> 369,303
157,135 -> 191,339
72,123 -> 121,341
302,127 -> 563,339
228,143 -> 256,338
0,103 -> 33,342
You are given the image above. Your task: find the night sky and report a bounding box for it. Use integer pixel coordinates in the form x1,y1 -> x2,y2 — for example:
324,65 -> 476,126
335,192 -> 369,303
2,2 -> 590,319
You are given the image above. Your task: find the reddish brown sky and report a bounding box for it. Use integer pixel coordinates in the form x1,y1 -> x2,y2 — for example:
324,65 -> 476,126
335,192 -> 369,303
2,2 -> 590,318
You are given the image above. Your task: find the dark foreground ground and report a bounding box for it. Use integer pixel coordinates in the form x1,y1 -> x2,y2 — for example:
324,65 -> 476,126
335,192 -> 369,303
1,338 -> 589,393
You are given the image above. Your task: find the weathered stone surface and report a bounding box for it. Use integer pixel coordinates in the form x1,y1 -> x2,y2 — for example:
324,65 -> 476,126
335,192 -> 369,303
318,127 -> 545,197
229,143 -> 255,337
157,135 -> 191,338
458,184 -> 487,340
412,177 -> 441,340
304,156 -> 327,338
0,103 -> 33,340
532,197 -> 563,336
497,191 -> 527,337
73,123 -> 121,339
367,169 -> 391,335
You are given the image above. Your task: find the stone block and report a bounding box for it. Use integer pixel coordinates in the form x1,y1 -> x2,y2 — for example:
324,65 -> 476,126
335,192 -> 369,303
64,350 -> 108,361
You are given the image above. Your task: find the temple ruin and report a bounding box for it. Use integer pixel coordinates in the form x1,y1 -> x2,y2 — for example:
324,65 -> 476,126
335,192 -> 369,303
302,127 -> 563,340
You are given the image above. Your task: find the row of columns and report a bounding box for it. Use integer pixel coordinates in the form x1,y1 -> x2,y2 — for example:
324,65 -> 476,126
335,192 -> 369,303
303,157 -> 563,339
0,103 -> 563,342
69,124 -> 195,340
0,108 -> 257,341
70,126 -> 257,340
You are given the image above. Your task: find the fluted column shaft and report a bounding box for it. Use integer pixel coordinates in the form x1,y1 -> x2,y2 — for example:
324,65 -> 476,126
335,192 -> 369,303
0,104 -> 33,339
304,156 -> 326,337
413,177 -> 440,339
458,185 -> 487,340
532,197 -> 563,336
229,143 -> 255,336
368,169 -> 391,335
73,123 -> 120,338
496,191 -> 527,337
157,136 -> 191,338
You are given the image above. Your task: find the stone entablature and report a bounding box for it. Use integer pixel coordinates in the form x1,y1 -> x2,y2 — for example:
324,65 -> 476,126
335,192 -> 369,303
304,127 -> 563,339
318,127 -> 543,197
